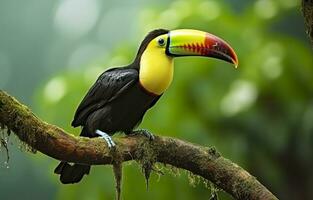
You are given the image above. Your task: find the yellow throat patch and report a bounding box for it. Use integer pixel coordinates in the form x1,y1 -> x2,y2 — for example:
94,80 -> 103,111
139,38 -> 174,95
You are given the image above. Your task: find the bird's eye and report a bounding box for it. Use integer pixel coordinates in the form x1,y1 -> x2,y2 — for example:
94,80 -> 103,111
158,38 -> 165,46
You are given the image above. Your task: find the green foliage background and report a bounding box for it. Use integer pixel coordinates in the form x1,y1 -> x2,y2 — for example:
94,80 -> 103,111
1,0 -> 312,199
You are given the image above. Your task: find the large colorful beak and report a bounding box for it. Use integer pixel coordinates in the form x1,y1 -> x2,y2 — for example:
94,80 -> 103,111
166,29 -> 238,67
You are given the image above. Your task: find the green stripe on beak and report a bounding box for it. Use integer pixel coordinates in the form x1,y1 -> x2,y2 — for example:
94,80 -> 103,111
166,29 -> 238,67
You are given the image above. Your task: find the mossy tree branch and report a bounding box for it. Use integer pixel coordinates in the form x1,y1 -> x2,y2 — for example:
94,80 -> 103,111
0,90 -> 277,200
302,0 -> 313,44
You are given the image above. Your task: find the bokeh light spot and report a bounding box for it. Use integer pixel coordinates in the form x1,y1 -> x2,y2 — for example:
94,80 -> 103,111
97,7 -> 137,46
254,0 -> 278,19
221,80 -> 258,116
261,56 -> 283,79
44,77 -> 67,103
198,1 -> 220,21
260,42 -> 284,79
171,0 -> 192,19
54,0 -> 100,39
158,9 -> 181,29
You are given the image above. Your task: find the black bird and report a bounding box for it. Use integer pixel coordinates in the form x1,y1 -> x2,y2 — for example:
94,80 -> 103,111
54,29 -> 238,184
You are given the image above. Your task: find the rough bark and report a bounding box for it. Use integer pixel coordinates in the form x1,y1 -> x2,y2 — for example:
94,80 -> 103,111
0,90 -> 277,200
302,0 -> 313,44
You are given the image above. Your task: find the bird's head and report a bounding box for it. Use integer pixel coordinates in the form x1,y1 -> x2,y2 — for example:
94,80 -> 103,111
136,29 -> 238,95
136,29 -> 238,67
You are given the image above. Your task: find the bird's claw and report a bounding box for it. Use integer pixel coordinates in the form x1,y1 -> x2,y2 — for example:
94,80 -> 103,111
132,129 -> 155,141
95,130 -> 116,148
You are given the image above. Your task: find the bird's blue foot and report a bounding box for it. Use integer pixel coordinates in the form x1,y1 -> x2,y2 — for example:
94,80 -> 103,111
95,130 -> 116,148
132,129 -> 155,141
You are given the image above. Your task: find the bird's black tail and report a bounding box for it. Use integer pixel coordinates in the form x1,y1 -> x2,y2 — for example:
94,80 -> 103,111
54,162 -> 90,184
54,127 -> 92,184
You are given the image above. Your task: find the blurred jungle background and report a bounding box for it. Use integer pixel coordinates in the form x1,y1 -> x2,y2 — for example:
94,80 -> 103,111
1,0 -> 312,199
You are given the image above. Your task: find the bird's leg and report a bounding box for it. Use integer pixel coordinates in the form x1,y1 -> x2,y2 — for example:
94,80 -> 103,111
95,130 -> 116,148
132,129 -> 155,141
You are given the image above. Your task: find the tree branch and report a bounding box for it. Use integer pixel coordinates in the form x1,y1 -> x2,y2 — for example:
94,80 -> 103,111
0,90 -> 277,200
302,0 -> 313,44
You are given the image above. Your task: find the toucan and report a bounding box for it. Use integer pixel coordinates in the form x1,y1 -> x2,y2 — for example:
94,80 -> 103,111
54,29 -> 238,184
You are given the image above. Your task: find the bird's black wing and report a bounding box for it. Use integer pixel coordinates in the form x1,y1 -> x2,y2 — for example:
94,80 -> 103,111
71,67 -> 138,127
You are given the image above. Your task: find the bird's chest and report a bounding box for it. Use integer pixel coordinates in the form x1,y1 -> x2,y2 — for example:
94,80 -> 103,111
139,49 -> 174,95
106,84 -> 158,131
